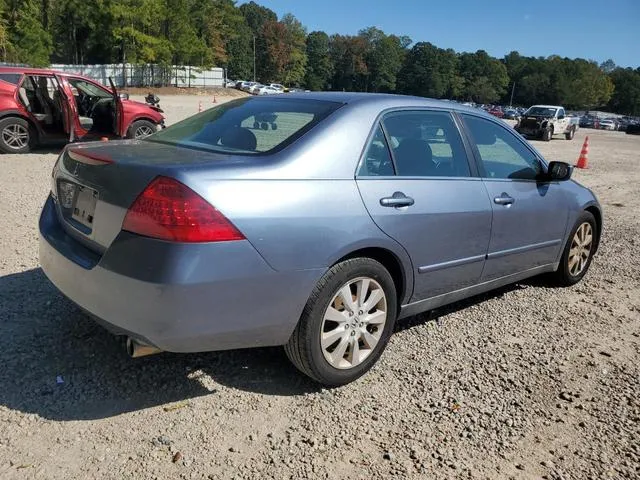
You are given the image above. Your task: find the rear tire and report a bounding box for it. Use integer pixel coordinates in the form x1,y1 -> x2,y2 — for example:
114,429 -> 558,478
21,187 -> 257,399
285,258 -> 397,387
565,126 -> 575,140
0,117 -> 34,154
127,119 -> 157,139
551,211 -> 597,287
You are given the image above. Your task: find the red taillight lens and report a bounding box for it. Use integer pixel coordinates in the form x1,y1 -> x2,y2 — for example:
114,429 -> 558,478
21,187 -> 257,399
122,176 -> 245,243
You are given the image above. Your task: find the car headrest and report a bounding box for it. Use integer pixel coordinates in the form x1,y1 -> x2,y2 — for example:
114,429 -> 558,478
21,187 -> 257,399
220,127 -> 257,151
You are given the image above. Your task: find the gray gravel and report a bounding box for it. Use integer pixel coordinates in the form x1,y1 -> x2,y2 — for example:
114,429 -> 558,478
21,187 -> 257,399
0,97 -> 638,479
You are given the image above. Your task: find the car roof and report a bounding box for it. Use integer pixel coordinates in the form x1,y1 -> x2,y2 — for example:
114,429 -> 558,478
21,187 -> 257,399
0,66 -> 78,78
529,105 -> 562,109
278,91 -> 484,115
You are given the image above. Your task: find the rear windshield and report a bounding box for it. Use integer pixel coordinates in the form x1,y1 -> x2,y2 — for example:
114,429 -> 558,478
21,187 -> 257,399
146,97 -> 342,155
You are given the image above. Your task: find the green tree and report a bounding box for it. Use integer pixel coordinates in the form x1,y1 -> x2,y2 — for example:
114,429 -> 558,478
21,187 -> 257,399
329,34 -> 368,91
396,42 -> 460,98
359,27 -> 410,92
608,68 -> 640,115
458,50 -> 509,103
51,0 -> 112,64
261,14 -> 306,85
110,0 -> 171,64
239,0 -> 276,80
5,0 -> 51,66
305,30 -> 332,90
0,0 -> 12,62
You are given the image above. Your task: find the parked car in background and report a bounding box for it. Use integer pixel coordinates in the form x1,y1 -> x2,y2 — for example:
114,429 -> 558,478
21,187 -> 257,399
599,119 -> 615,131
240,81 -> 258,92
488,106 -> 504,118
256,85 -> 282,95
515,105 -> 577,141
268,83 -> 285,92
224,80 -> 237,88
625,122 -> 640,135
249,84 -> 265,95
0,66 -> 165,153
580,116 -> 595,128
39,93 -> 601,386
503,108 -> 519,120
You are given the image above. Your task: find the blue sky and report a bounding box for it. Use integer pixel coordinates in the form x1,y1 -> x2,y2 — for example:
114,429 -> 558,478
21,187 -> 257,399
243,0 -> 640,67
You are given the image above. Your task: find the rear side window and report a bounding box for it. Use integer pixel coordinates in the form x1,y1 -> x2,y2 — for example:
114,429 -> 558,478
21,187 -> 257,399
147,97 -> 342,155
381,110 -> 471,177
358,123 -> 394,176
0,73 -> 22,85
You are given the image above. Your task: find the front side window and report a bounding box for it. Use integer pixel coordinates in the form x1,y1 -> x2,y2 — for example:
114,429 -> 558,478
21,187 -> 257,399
147,97 -> 342,155
381,110 -> 471,177
462,114 -> 542,181
67,78 -> 111,98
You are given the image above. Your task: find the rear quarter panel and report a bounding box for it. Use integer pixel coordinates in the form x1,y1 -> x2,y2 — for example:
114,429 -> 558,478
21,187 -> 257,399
180,176 -> 415,305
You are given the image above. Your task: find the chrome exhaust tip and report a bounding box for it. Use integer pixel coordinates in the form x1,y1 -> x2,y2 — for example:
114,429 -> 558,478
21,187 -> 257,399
126,337 -> 162,358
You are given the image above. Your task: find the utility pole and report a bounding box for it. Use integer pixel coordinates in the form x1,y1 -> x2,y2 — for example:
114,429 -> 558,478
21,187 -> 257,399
509,81 -> 516,107
253,36 -> 256,82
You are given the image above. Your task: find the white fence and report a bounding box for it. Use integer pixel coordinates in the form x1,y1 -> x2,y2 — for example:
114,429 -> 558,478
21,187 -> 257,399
49,64 -> 225,88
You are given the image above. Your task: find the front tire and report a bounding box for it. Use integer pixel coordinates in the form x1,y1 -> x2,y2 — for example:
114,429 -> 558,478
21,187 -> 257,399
552,211 -> 597,286
542,128 -> 552,141
0,117 -> 34,153
285,258 -> 397,386
127,119 -> 157,139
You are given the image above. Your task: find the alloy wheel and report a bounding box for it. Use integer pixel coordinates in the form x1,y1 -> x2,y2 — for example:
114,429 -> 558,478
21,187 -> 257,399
2,124 -> 29,150
568,222 -> 593,276
134,125 -> 155,138
320,277 -> 387,370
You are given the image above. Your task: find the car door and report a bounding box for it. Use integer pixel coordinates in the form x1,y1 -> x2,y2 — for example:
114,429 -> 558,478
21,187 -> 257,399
460,113 -> 569,281
356,110 -> 492,301
52,74 -> 75,141
108,77 -> 125,136
555,107 -> 568,135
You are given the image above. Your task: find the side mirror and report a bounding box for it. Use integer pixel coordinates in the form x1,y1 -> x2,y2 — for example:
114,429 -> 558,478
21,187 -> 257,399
118,92 -> 129,100
547,161 -> 572,181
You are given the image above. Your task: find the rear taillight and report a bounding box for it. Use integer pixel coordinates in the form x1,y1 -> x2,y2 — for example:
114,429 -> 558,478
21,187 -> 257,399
122,176 -> 245,243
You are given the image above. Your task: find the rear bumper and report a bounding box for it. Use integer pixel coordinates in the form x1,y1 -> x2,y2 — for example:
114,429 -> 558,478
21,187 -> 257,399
39,195 -> 323,353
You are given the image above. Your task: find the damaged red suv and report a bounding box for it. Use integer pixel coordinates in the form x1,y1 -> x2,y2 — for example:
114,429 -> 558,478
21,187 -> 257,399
0,67 -> 165,153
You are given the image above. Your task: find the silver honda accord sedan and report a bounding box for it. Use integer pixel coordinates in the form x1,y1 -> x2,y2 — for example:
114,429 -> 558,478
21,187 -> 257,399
39,93 -> 602,386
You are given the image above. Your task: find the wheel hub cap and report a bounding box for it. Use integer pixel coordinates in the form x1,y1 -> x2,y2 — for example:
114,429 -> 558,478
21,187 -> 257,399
568,222 -> 593,276
320,277 -> 387,370
2,124 -> 28,149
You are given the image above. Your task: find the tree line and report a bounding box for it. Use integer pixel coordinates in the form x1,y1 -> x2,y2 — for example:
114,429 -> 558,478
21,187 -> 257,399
1,0 -> 639,114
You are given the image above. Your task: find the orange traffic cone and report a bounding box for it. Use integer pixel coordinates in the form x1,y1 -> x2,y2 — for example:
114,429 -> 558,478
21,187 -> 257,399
198,100 -> 202,113
575,136 -> 589,169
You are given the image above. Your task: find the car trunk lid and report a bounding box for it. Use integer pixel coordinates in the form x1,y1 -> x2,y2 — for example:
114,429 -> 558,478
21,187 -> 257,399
51,140 -> 256,253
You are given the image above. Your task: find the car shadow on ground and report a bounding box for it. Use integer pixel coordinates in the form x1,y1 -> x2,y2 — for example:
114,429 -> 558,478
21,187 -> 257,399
0,267 -> 549,421
0,268 -> 320,421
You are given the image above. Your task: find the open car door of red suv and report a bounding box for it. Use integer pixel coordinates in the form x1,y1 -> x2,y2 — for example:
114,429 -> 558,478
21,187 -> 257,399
108,77 -> 125,137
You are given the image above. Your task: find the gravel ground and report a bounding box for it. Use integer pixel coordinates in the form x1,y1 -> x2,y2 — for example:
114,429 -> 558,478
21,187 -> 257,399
0,98 -> 638,479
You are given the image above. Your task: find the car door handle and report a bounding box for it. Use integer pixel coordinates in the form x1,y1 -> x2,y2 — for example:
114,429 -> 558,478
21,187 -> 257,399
494,193 -> 515,205
380,192 -> 415,208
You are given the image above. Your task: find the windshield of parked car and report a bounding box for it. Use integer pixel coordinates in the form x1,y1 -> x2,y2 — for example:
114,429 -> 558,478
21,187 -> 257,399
146,97 -> 343,155
525,107 -> 557,117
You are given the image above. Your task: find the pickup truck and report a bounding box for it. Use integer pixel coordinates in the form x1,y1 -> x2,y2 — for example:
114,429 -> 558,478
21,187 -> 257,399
515,105 -> 577,141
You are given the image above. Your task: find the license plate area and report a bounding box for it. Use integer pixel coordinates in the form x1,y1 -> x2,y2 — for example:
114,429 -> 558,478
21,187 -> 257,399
71,186 -> 98,230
